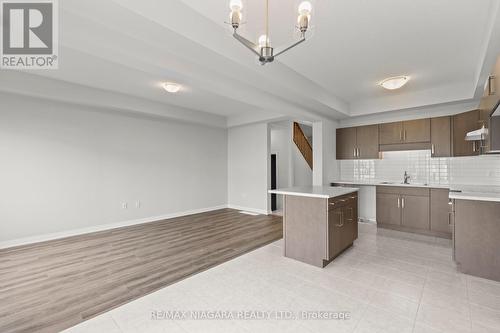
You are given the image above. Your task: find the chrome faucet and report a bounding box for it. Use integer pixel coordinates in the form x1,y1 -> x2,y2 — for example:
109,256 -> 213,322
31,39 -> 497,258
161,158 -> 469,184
403,171 -> 410,184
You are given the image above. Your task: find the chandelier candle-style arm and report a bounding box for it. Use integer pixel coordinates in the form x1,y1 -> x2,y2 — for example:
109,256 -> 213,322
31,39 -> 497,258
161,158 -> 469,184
274,37 -> 306,58
232,31 -> 261,57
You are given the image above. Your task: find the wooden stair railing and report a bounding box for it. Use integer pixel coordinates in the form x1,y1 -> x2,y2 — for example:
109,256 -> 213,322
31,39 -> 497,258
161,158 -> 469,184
293,122 -> 313,169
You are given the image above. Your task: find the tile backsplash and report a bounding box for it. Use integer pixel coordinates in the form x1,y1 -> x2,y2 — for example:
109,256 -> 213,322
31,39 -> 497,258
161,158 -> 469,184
339,150 -> 500,186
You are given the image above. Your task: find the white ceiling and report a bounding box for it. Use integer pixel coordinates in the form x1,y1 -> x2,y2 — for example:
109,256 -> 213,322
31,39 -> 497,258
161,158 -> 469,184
1,0 -> 500,126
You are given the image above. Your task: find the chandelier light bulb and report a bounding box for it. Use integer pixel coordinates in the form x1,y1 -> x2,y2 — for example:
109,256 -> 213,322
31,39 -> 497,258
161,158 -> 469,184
258,34 -> 269,48
230,10 -> 242,28
298,1 -> 312,15
229,0 -> 243,11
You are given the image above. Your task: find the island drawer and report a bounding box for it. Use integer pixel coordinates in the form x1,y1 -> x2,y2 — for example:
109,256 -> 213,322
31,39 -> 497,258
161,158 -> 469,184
328,193 -> 357,210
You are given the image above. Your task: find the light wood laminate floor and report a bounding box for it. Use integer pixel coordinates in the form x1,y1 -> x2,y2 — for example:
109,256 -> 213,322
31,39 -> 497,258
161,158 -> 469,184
0,209 -> 282,333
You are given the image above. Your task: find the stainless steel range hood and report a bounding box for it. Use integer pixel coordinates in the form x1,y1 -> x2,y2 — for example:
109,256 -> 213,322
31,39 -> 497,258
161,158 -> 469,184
465,125 -> 488,141
465,99 -> 500,154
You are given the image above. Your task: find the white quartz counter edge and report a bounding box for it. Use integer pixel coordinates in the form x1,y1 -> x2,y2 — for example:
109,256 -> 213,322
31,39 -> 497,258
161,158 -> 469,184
449,192 -> 500,203
332,180 -> 450,189
268,186 -> 359,199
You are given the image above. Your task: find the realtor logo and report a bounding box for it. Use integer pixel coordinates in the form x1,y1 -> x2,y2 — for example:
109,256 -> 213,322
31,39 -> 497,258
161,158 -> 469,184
1,0 -> 58,69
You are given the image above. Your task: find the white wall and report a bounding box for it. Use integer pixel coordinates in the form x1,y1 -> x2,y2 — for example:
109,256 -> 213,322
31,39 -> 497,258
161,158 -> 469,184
227,122 -> 269,214
0,93 -> 228,244
270,124 -> 292,210
292,145 -> 312,187
313,120 -> 338,186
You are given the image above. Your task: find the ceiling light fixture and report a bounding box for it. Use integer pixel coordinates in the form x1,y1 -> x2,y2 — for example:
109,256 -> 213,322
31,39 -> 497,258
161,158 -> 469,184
228,0 -> 313,65
162,82 -> 181,93
379,76 -> 410,90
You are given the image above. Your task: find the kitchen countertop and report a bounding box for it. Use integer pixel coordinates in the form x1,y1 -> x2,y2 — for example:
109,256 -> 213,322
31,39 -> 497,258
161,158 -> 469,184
268,186 -> 359,199
331,180 -> 450,189
449,185 -> 500,202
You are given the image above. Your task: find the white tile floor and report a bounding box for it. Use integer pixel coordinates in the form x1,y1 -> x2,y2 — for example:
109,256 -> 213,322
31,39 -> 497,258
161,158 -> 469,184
64,224 -> 500,333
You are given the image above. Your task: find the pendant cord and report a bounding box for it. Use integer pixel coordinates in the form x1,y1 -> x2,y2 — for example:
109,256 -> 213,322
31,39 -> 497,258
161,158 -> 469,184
265,0 -> 269,46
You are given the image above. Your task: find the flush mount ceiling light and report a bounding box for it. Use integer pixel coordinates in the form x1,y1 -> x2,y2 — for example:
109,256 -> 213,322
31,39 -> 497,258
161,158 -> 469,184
162,82 -> 181,93
227,0 -> 313,65
379,76 -> 410,90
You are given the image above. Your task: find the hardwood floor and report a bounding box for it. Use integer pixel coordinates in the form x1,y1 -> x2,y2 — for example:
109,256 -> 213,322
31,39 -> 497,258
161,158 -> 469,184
0,209 -> 283,333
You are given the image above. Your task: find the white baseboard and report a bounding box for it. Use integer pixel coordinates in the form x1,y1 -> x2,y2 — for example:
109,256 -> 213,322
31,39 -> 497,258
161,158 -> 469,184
0,205 -> 227,249
359,217 -> 377,224
226,204 -> 268,215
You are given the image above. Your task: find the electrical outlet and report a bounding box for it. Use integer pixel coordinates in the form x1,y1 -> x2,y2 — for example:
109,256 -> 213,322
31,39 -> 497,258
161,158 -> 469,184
122,202 -> 128,209
135,200 -> 141,208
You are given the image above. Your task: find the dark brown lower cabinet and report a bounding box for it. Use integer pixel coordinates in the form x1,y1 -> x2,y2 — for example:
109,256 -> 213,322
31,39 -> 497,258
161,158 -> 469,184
401,195 -> 430,230
376,192 -> 401,226
376,186 -> 451,239
328,208 -> 343,259
430,189 -> 452,235
327,194 -> 358,260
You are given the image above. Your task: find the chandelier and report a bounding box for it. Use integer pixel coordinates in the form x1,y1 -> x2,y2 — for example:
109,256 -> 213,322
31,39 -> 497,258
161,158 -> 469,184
228,0 -> 313,65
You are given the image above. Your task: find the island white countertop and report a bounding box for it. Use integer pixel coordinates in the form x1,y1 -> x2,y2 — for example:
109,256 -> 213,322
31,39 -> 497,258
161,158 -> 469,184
332,180 -> 450,189
268,186 -> 359,199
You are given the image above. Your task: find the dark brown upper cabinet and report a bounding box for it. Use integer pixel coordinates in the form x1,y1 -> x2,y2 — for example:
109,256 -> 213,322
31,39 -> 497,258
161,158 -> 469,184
379,119 -> 430,145
430,116 -> 452,157
404,119 -> 431,143
356,125 -> 380,159
336,127 -> 357,159
336,125 -> 379,160
452,110 -> 480,157
379,122 -> 403,145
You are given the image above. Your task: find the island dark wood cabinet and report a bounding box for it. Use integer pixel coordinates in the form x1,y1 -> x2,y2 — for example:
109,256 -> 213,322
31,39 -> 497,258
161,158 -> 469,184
274,187 -> 359,268
328,194 -> 358,259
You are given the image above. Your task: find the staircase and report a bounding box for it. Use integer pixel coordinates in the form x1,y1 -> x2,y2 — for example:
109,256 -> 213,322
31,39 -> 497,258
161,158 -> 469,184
293,122 -> 313,169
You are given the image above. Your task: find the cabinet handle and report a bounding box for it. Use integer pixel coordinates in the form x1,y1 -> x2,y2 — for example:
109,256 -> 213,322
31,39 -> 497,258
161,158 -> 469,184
329,202 -> 335,206
488,76 -> 495,96
397,197 -> 400,208
346,207 -> 354,222
448,212 -> 452,226
335,211 -> 344,227
402,197 -> 405,209
472,142 -> 476,152
353,148 -> 356,157
356,148 -> 359,157
431,144 -> 435,156
404,130 -> 407,141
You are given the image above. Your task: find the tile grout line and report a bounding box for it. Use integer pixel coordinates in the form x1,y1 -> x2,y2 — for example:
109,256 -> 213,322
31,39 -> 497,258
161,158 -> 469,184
465,277 -> 473,332
411,267 -> 429,333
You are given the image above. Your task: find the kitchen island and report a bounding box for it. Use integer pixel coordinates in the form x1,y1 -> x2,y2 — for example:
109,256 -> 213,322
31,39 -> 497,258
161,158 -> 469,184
268,186 -> 359,267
